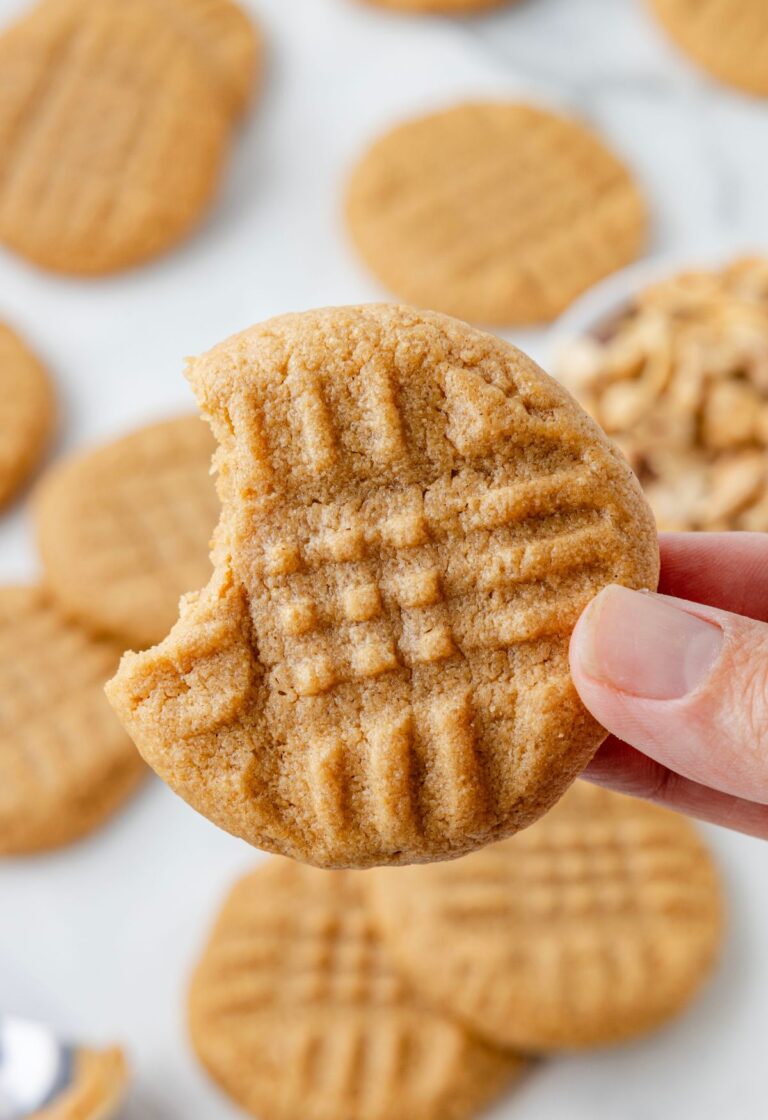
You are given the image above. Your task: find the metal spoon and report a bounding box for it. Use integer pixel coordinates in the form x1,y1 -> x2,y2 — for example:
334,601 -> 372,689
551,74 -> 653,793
0,1015 -> 78,1119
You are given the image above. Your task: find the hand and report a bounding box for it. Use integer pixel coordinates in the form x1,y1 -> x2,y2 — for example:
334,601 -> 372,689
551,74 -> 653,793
569,532 -> 768,838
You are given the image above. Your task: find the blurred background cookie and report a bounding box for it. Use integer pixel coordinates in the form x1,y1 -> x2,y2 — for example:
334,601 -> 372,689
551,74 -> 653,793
0,321 -> 54,509
163,0 -> 263,116
556,257 -> 768,531
648,0 -> 768,97
361,0 -> 516,13
0,587 -> 144,855
189,859 -> 524,1120
346,102 -> 648,325
34,415 -> 219,650
366,783 -> 723,1050
0,0 -> 261,274
107,306 -> 658,869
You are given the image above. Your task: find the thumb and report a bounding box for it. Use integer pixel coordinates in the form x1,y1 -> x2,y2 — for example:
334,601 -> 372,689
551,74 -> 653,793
570,585 -> 768,804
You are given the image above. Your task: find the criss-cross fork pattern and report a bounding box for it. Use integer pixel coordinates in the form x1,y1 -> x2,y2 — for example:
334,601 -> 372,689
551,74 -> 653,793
366,785 -> 721,1049
0,0 -> 230,273
244,362 -> 618,702
204,876 -> 407,1013
0,589 -> 133,842
78,421 -> 219,589
227,364 -> 626,852
111,307 -> 657,865
434,810 -> 712,930
191,866 -> 519,1119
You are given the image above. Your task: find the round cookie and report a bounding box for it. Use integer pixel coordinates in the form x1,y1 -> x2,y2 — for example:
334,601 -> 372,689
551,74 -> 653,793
0,587 -> 144,856
32,1047 -> 129,1120
159,0 -> 262,117
366,783 -> 723,1050
107,305 -> 659,869
189,859 -> 523,1120
0,322 -> 54,508
346,103 -> 648,325
0,0 -> 253,275
648,0 -> 768,97
35,415 -> 219,650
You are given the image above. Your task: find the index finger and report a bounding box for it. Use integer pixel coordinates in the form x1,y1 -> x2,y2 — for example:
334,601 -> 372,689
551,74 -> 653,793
658,532 -> 768,622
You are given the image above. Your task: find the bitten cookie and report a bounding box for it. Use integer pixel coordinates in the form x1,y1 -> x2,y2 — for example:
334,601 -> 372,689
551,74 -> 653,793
32,1047 -> 129,1120
35,416 -> 219,650
648,0 -> 768,97
0,588 -> 144,855
366,783 -> 723,1050
0,0 -> 260,274
346,103 -> 648,325
107,305 -> 659,869
0,321 -> 54,508
189,859 -> 523,1120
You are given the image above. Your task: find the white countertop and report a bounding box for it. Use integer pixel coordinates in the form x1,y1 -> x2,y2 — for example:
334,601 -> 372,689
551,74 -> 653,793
1,0 -> 767,1116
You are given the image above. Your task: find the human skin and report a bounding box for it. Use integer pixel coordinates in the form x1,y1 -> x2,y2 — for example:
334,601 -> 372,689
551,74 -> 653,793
570,533 -> 768,839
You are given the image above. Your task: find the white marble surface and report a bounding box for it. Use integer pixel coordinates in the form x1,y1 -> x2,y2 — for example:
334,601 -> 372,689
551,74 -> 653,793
1,0 -> 767,1116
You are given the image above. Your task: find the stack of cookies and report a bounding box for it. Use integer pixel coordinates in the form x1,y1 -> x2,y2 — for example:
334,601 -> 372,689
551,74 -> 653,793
0,0 -> 265,860
0,408 -> 222,856
0,0 -> 262,275
188,783 -> 723,1120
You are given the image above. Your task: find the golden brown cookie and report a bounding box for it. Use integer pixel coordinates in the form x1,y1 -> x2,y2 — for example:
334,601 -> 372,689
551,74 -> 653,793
556,257 -> 768,531
0,587 -> 144,855
0,0 -> 259,275
35,416 -> 219,650
366,783 -> 723,1050
189,859 -> 523,1120
31,1047 -> 129,1120
107,305 -> 659,869
346,103 -> 648,326
362,0 -> 514,13
158,0 -> 262,117
0,321 -> 54,509
648,0 -> 768,97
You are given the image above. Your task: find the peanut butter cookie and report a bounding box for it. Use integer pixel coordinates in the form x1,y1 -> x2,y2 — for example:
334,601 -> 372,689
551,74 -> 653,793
0,321 -> 54,509
346,103 -> 648,325
189,859 -> 523,1120
159,0 -> 262,116
107,305 -> 658,869
649,0 -> 768,97
0,587 -> 144,855
367,783 -> 723,1050
35,416 -> 219,650
0,0 -> 260,274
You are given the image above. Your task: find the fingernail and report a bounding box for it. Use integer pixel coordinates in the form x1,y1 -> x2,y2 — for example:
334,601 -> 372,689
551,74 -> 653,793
577,586 -> 723,700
